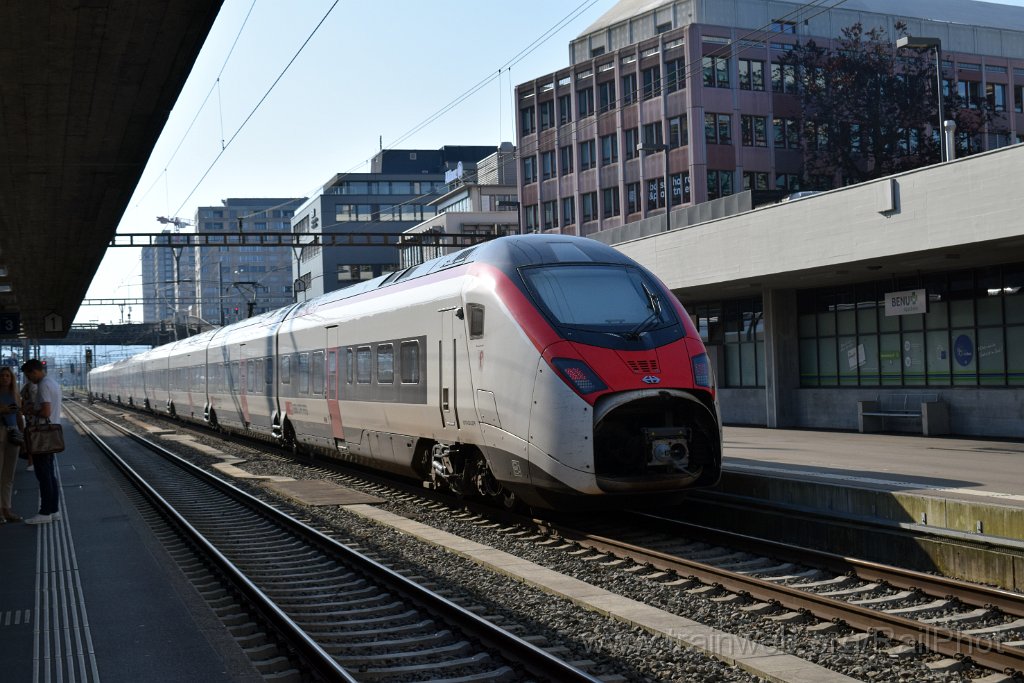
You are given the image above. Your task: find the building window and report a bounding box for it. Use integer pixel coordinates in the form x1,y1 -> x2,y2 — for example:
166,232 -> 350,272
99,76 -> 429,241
670,172 -> 691,205
543,200 -> 558,229
538,100 -> 555,130
668,115 -> 687,149
626,182 -> 641,214
772,20 -> 796,34
602,187 -> 620,217
598,80 -> 616,112
579,139 -> 597,170
642,122 -> 663,147
624,127 -> 640,159
621,72 -> 638,104
702,56 -> 730,88
986,82 -> 1007,112
522,155 -> 537,184
578,87 -> 594,117
646,177 -> 665,211
1015,84 -> 1023,113
738,59 -> 765,91
560,145 -> 574,175
694,300 -> 764,387
581,192 -> 598,222
600,133 -> 618,165
665,58 -> 685,93
958,80 -> 982,108
524,204 -> 538,232
707,170 -> 734,200
771,63 -> 797,93
704,113 -> 732,145
641,65 -> 661,99
743,171 -> 770,191
559,93 -> 572,124
775,173 -> 800,191
520,106 -> 535,134
773,117 -> 800,149
562,197 -> 575,226
741,115 -> 768,147
541,150 -> 556,180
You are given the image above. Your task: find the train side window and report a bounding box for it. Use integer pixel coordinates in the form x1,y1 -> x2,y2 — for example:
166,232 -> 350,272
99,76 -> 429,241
246,360 -> 255,392
377,344 -> 394,383
346,348 -> 354,383
280,356 -> 291,385
467,303 -> 485,339
400,341 -> 419,384
255,359 -> 263,391
356,346 -> 371,384
230,362 -> 240,389
311,351 -> 325,396
264,357 -> 273,385
298,353 -> 310,394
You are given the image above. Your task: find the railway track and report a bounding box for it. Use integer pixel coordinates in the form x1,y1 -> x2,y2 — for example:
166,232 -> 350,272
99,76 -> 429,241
83,398 -> 1024,680
526,511 -> 1024,676
67,402 -> 604,683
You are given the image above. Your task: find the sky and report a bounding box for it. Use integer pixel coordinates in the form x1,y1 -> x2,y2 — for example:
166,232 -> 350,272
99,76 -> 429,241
80,0 -> 1024,327
80,0 -> 620,326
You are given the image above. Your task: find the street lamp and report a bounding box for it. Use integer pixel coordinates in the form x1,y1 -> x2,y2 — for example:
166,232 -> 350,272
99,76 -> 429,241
896,35 -> 947,162
637,142 -> 672,220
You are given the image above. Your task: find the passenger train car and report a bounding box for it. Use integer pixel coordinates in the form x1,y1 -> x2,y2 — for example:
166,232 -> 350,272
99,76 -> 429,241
89,235 -> 722,509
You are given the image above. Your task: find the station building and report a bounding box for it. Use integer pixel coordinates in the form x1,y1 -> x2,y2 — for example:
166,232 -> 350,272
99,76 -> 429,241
400,143 -> 521,268
600,143 -> 1024,439
291,146 -> 495,299
514,0 -> 1024,236
192,198 -> 305,325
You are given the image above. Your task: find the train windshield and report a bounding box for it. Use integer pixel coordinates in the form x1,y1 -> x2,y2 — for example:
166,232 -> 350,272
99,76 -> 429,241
521,264 -> 673,333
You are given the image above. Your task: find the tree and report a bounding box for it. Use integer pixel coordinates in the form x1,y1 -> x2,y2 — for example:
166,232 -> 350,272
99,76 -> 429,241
780,22 -> 1001,189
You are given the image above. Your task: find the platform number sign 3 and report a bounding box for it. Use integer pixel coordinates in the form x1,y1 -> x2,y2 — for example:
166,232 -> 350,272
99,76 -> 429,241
0,312 -> 19,336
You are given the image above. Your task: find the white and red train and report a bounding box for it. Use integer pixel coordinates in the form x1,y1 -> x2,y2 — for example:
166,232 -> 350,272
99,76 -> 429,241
89,235 -> 722,509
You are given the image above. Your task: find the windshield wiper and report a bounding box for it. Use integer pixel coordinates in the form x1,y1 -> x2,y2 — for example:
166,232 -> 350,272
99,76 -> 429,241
623,283 -> 663,339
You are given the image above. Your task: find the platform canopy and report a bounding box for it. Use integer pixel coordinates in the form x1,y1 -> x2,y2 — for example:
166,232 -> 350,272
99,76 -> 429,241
0,1 -> 222,339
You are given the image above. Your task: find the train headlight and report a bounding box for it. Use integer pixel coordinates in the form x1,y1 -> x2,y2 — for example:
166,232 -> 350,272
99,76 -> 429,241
691,353 -> 713,388
551,358 -> 607,395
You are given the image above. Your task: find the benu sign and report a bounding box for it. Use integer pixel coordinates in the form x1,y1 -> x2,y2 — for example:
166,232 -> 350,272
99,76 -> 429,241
885,288 -> 927,316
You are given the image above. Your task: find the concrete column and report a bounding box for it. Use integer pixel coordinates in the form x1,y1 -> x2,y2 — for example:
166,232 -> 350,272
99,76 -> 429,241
763,287 -> 799,428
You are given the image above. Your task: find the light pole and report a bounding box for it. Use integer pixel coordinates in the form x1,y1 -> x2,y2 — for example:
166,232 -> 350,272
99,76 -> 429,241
896,35 -> 946,162
637,142 -> 671,223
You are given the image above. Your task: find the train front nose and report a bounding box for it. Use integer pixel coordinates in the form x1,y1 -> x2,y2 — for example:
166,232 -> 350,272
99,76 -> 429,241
592,389 -> 722,489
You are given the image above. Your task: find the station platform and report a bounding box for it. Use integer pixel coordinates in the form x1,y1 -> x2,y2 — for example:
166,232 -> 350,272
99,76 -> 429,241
0,420 -> 261,683
681,426 -> 1024,590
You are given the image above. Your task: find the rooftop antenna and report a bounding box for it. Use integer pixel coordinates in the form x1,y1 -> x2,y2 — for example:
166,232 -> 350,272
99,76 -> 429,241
379,135 -> 382,151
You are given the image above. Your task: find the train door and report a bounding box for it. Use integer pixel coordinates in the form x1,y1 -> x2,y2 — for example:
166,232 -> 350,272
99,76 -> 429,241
325,326 -> 345,446
239,343 -> 251,426
438,306 -> 474,437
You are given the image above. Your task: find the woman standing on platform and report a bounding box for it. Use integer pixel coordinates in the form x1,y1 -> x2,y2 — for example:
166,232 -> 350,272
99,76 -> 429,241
0,366 -> 24,523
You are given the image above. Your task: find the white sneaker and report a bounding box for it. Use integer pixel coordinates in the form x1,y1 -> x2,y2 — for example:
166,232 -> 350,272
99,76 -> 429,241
25,514 -> 53,524
50,511 -> 62,521
26,465 -> 34,471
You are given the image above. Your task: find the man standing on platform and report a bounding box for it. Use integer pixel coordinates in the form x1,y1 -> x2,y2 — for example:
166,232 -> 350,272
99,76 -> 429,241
20,359 -> 61,524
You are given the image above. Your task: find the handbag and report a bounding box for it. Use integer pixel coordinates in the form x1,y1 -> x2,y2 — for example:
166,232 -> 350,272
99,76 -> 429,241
24,419 -> 64,455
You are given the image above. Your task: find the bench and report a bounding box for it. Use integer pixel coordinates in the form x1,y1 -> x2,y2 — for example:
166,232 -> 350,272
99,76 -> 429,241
858,393 -> 950,436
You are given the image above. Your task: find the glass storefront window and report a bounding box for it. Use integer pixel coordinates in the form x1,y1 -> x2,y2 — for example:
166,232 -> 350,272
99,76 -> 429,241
798,266 -> 1024,387
978,327 -> 1005,386
926,330 -> 951,385
951,329 -> 977,385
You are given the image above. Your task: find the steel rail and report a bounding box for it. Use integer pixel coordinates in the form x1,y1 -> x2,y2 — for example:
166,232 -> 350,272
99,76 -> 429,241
534,517 -> 1024,675
66,403 -> 356,682
630,511 -> 1024,619
70,401 -> 602,683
